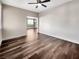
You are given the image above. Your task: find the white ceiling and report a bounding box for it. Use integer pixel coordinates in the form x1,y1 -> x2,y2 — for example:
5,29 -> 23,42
1,0 -> 72,13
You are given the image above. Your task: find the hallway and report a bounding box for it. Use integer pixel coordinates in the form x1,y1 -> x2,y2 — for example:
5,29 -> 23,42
0,29 -> 79,59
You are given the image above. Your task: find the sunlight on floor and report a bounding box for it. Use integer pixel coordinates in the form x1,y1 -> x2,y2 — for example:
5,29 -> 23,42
26,29 -> 38,42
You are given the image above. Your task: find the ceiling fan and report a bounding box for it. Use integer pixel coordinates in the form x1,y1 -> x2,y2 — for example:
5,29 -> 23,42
28,0 -> 50,8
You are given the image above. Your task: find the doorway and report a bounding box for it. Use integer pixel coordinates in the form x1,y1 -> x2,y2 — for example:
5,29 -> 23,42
26,17 -> 39,41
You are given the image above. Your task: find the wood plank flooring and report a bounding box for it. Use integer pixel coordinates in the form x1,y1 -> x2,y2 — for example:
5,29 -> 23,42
0,29 -> 79,59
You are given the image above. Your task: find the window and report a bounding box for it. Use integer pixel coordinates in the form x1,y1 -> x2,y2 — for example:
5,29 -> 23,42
27,19 -> 33,25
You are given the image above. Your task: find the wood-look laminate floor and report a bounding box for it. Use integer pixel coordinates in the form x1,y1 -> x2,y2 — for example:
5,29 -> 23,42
0,29 -> 79,59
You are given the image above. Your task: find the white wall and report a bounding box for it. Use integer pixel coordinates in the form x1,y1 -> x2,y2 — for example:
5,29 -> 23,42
39,0 -> 79,44
0,2 -> 2,45
3,5 -> 38,40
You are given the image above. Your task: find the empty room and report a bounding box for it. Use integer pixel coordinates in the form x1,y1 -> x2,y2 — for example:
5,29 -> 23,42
0,0 -> 79,59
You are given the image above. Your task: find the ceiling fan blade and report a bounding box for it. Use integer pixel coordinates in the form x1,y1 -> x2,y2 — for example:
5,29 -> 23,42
28,3 -> 38,4
41,0 -> 50,3
41,4 -> 47,7
36,5 -> 38,8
